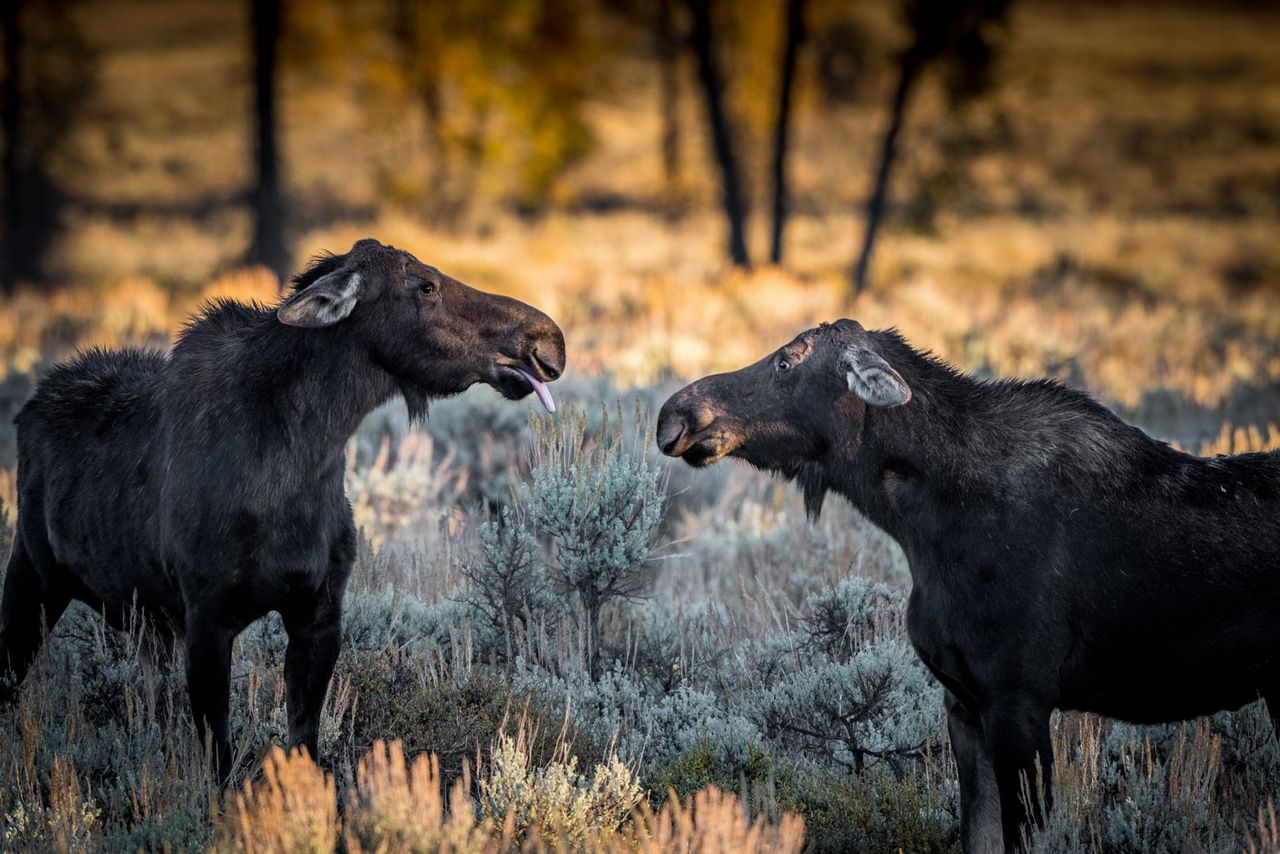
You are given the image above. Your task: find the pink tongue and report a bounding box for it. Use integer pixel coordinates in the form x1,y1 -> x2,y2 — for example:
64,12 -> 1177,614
516,369 -> 556,414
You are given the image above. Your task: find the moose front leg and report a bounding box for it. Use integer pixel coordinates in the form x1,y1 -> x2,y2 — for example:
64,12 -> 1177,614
184,613 -> 236,784
281,586 -> 344,760
981,697 -> 1054,850
946,691 -> 1003,854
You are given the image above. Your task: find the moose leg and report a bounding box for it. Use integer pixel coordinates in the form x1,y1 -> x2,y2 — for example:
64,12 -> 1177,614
281,586 -> 344,761
946,692 -> 1003,854
981,698 -> 1053,851
0,536 -> 70,705
184,613 -> 236,784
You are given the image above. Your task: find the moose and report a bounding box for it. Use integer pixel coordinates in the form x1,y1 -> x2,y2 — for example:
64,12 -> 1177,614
1,238 -> 565,781
657,319 -> 1280,852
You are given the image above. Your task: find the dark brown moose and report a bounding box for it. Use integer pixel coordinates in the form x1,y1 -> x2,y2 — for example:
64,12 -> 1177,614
657,318 -> 1280,852
1,238 -> 565,782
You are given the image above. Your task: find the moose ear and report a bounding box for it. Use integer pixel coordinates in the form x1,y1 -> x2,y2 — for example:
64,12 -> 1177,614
277,272 -> 361,327
841,348 -> 911,407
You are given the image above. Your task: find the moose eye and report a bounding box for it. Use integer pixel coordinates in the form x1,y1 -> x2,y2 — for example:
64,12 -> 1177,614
776,358 -> 791,372
418,280 -> 436,296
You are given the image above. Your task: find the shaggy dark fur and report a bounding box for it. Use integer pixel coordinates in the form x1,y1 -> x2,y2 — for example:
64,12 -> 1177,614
657,318 -> 1280,852
1,238 -> 565,781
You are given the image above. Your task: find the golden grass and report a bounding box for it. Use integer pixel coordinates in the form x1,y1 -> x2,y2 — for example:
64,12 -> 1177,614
1248,801 -> 1280,854
7,0 -> 1275,411
218,740 -> 804,854
7,207 -> 1280,413
224,748 -> 339,854
1192,423 -> 1280,457
626,786 -> 806,854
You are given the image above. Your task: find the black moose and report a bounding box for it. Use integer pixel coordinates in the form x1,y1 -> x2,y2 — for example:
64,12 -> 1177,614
656,318 -> 1280,852
1,238 -> 565,781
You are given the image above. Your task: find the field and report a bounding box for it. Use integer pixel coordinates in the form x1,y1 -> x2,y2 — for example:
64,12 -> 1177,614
3,0 -> 1280,850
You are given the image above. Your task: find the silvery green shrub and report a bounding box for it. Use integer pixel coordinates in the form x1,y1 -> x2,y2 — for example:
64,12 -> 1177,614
456,508 -> 564,666
627,600 -> 730,693
753,578 -> 944,774
511,661 -> 762,773
520,405 -> 664,681
756,638 -> 943,773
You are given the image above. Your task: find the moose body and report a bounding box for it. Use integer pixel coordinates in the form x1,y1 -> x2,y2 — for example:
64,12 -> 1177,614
1,239 -> 565,780
656,319 -> 1280,852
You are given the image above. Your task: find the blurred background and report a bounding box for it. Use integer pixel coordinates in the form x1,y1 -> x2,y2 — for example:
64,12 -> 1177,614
1,0 -> 1278,416
4,1 -> 1280,851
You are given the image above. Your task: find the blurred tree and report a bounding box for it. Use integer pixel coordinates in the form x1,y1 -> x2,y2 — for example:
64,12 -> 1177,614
367,0 -> 595,221
390,0 -> 444,197
768,0 -> 805,264
0,0 -> 20,293
850,0 -> 1011,295
686,0 -> 750,268
1,0 -> 91,292
249,0 -> 287,284
807,7 -> 871,108
507,1 -> 595,212
655,0 -> 682,213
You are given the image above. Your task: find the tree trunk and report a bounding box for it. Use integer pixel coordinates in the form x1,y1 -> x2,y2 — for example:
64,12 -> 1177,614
656,0 -> 680,209
1,0 -> 20,293
685,0 -> 750,268
249,0 -> 287,285
851,48 -> 922,296
583,588 -> 601,682
768,0 -> 804,265
392,2 -> 443,161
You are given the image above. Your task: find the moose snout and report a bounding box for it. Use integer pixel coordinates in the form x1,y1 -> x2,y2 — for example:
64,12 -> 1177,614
532,341 -> 564,381
657,418 -> 685,456
519,317 -> 567,383
656,389 -> 717,457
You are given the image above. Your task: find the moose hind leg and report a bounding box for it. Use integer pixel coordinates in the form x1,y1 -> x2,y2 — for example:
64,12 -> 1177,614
947,692 -> 1004,854
0,536 -> 70,705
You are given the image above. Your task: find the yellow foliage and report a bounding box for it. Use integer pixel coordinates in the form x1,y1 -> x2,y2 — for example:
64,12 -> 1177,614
478,725 -> 643,847
3,756 -> 102,851
217,740 -> 804,854
223,747 -> 339,854
627,786 -> 806,854
1191,423 -> 1280,457
344,742 -> 496,854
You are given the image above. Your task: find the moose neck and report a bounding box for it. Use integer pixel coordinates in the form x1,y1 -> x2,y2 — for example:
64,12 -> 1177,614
271,326 -> 399,457
823,330 -> 1153,563
169,303 -> 399,477
823,333 -> 1011,548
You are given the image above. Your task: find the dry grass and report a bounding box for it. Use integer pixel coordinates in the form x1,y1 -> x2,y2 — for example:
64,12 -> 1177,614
1191,423 -> 1280,457
219,740 -> 803,854
1248,801 -> 1280,854
7,214 -> 1280,414
223,748 -> 339,854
